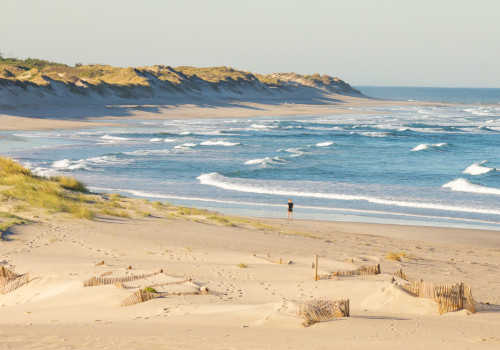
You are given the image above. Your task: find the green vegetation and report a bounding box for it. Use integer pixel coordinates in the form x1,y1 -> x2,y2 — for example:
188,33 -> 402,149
50,175 -> 88,192
143,286 -> 158,293
385,251 -> 408,261
0,55 -> 357,94
100,207 -> 131,218
0,55 -> 67,69
152,201 -> 164,209
176,206 -> 209,216
207,214 -> 235,227
0,211 -> 30,240
0,157 -> 94,219
237,263 -> 248,268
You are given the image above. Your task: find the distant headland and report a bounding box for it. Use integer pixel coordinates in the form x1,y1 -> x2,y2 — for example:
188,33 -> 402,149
0,56 -> 361,107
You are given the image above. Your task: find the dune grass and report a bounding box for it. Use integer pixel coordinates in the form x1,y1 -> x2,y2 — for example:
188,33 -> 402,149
0,211 -> 30,240
0,157 -> 94,219
385,251 -> 408,261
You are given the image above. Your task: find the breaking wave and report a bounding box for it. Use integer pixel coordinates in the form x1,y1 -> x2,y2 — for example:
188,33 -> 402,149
463,161 -> 496,175
315,141 -> 335,147
197,173 -> 500,215
442,178 -> 500,195
411,143 -> 448,152
200,140 -> 241,146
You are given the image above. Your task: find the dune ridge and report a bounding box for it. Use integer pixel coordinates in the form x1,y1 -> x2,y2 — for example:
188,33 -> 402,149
0,57 -> 361,108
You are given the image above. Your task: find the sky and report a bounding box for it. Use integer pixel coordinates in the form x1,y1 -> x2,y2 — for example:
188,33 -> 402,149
1,0 -> 499,87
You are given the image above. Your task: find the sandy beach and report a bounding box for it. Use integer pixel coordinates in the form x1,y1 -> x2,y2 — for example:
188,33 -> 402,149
0,94 -> 413,131
1,195 -> 499,350
1,96 -> 499,349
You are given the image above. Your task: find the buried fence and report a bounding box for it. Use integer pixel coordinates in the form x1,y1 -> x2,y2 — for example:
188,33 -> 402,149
401,280 -> 476,314
317,264 -> 381,281
252,253 -> 287,265
0,267 -> 29,295
83,269 -> 164,287
120,287 -> 209,307
115,278 -> 193,290
287,298 -> 350,327
394,269 -> 476,314
314,255 -> 381,281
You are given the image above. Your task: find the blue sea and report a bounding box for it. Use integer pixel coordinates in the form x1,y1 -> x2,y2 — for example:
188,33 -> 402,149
1,87 -> 500,230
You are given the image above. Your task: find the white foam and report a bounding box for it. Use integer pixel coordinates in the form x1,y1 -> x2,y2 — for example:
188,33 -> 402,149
316,141 -> 335,147
197,173 -> 500,215
149,138 -> 162,142
443,178 -> 500,196
200,140 -> 241,146
52,159 -> 71,168
250,124 -> 277,130
174,143 -> 197,149
351,131 -> 387,137
244,157 -> 286,166
31,167 -> 59,177
411,143 -> 448,151
101,135 -> 129,141
124,149 -> 171,156
164,138 -> 177,143
52,159 -> 88,170
463,161 -> 495,175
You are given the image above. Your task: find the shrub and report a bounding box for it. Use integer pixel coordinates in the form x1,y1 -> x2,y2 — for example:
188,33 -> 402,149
143,286 -> 157,293
50,175 -> 88,193
385,251 -> 407,261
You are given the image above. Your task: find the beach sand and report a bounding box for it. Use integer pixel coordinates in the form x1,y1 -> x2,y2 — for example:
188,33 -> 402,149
1,95 -> 499,349
0,94 -> 414,131
1,197 -> 499,350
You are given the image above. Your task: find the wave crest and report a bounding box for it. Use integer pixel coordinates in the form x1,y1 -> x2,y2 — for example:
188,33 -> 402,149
197,173 -> 500,215
200,140 -> 241,146
442,178 -> 500,195
463,161 -> 496,175
411,143 -> 448,152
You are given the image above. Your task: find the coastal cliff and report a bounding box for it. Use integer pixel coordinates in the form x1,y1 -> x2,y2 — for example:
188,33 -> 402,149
0,57 -> 361,107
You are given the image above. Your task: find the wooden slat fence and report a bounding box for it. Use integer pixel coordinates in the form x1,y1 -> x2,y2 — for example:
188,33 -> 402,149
115,278 -> 193,290
0,273 -> 29,294
401,279 -> 476,314
252,253 -> 284,265
83,269 -> 164,287
287,298 -> 350,327
120,287 -> 209,307
318,264 -> 380,280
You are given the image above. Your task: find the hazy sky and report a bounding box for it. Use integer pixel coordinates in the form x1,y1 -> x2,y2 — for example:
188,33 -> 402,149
1,0 -> 499,87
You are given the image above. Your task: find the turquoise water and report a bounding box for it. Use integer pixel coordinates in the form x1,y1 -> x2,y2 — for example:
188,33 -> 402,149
1,90 -> 500,229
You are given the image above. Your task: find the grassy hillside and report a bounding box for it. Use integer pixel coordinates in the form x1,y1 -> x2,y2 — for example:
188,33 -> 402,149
0,56 -> 360,95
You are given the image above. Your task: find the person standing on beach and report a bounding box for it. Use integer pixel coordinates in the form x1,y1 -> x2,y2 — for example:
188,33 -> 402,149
287,199 -> 294,221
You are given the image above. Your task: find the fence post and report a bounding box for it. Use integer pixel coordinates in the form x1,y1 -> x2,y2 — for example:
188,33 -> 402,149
459,282 -> 463,309
314,254 -> 319,281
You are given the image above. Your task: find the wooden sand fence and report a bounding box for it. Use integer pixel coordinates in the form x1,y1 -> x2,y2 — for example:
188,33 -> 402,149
83,269 -> 164,287
0,267 -> 29,295
115,278 -> 193,290
401,280 -> 476,314
394,269 -> 476,314
288,298 -> 350,327
253,253 -> 286,265
317,264 -> 381,281
120,287 -> 209,307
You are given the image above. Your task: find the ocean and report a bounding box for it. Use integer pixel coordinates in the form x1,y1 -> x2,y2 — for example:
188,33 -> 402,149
1,87 -> 500,230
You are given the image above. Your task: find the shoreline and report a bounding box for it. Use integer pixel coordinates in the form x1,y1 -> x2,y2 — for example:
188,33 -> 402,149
0,94 -> 434,132
2,95 -> 499,233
